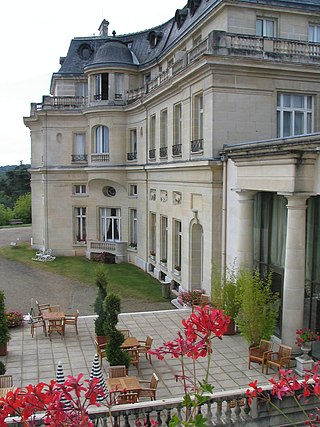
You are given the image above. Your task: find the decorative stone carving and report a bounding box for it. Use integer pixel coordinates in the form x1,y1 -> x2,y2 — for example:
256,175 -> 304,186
150,189 -> 156,201
160,190 -> 168,203
173,191 -> 182,205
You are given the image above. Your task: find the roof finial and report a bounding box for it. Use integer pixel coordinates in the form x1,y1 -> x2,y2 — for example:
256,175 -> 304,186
112,30 -> 116,37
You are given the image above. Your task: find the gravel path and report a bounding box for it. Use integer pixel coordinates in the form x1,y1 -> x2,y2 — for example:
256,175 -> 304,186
0,227 -> 174,315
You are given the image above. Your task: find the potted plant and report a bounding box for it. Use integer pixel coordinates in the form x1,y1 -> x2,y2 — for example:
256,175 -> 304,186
235,269 -> 280,347
93,269 -> 108,345
6,310 -> 24,328
0,361 -> 6,375
104,294 -> 130,369
0,290 -> 10,356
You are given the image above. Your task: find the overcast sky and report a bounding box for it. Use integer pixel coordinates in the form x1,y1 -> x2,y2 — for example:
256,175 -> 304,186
0,0 -> 184,166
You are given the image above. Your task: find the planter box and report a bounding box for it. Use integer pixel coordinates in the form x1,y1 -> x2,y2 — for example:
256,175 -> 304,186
0,342 -> 7,356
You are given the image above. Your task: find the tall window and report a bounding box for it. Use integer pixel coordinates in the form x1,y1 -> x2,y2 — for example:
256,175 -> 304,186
115,73 -> 124,99
174,103 -> 182,146
193,93 -> 203,140
160,109 -> 168,148
129,209 -> 138,246
161,216 -> 168,262
150,115 -> 156,149
277,94 -> 313,138
75,207 -> 86,243
100,208 -> 121,242
94,126 -> 109,153
308,24 -> 320,42
94,73 -> 108,100
73,133 -> 86,157
173,219 -> 182,270
150,212 -> 156,256
76,82 -> 88,97
256,18 -> 275,37
128,129 -> 137,160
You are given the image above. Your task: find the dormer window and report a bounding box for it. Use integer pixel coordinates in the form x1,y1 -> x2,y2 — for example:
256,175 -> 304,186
78,43 -> 93,60
147,31 -> 163,48
187,0 -> 201,16
175,9 -> 188,29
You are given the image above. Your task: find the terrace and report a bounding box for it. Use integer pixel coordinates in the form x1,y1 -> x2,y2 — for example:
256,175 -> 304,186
1,309 -> 317,425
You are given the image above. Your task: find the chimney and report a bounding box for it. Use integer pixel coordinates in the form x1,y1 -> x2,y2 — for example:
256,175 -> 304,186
99,19 -> 109,36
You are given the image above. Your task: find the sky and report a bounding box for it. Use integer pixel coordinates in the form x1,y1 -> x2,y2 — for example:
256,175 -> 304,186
0,0 -> 185,166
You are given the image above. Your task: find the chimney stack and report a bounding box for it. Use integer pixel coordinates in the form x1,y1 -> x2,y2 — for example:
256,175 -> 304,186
98,20 -> 109,36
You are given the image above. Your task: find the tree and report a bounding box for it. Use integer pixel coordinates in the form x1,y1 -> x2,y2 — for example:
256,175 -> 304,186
13,193 -> 31,223
93,269 -> 108,336
0,164 -> 31,208
0,204 -> 13,226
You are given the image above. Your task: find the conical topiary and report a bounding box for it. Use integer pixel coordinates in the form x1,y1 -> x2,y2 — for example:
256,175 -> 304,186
0,290 -> 10,353
93,269 -> 108,336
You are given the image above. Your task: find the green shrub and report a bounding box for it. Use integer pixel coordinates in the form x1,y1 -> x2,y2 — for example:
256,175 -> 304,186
0,361 -> 6,375
93,269 -> 108,336
0,290 -> 10,345
13,193 -> 31,224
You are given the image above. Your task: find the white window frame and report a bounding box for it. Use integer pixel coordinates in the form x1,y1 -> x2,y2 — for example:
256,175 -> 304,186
129,184 -> 138,197
160,216 -> 168,263
73,184 -> 87,195
160,109 -> 168,148
173,219 -> 182,270
129,129 -> 137,155
100,207 -> 121,242
150,114 -> 156,150
256,18 -> 275,37
193,93 -> 203,140
308,24 -> 320,42
75,207 -> 86,243
129,209 -> 138,247
174,103 -> 182,146
73,133 -> 86,156
94,126 -> 109,154
76,82 -> 88,97
277,93 -> 313,138
115,73 -> 124,99
149,212 -> 156,256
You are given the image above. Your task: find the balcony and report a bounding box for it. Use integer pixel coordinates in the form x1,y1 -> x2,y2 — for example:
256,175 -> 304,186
191,138 -> 203,153
149,148 -> 156,160
86,240 -> 128,263
127,151 -> 137,161
91,153 -> 109,162
172,143 -> 182,156
159,146 -> 168,158
71,154 -> 88,164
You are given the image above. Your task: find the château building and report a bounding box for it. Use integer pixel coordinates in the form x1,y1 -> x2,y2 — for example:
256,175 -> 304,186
24,0 -> 320,352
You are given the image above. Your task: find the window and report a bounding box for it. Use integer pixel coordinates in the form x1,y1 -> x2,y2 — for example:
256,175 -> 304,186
173,220 -> 182,271
150,212 -> 156,256
193,93 -> 203,140
115,73 -> 124,99
94,73 -> 108,100
277,93 -> 313,138
94,126 -> 109,153
256,18 -> 275,37
100,208 -> 121,242
127,129 -> 137,161
308,24 -> 320,42
76,82 -> 88,97
129,184 -> 137,197
75,207 -> 86,243
174,103 -> 182,146
160,109 -> 168,148
73,185 -> 86,195
161,216 -> 168,263
129,209 -> 138,247
149,114 -> 156,159
73,133 -> 86,161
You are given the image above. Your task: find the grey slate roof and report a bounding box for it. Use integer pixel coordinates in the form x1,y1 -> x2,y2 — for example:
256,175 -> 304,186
54,0 -> 320,77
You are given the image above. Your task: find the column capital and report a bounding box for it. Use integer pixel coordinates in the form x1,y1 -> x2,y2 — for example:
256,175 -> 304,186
232,189 -> 256,201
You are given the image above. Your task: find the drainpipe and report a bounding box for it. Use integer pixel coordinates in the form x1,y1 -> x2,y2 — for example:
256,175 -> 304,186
220,154 -> 227,277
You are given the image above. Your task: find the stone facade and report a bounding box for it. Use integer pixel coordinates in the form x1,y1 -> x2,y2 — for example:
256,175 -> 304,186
24,0 -> 320,350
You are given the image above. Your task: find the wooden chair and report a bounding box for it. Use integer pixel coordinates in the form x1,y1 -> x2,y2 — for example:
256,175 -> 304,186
266,344 -> 292,376
116,392 -> 139,404
65,310 -> 79,334
0,375 -> 13,388
118,329 -> 130,339
48,305 -> 61,313
30,315 -> 47,337
138,336 -> 153,363
128,348 -> 139,371
95,340 -> 107,366
36,300 -> 50,315
48,319 -> 65,339
248,339 -> 273,372
108,365 -> 127,378
138,373 -> 159,401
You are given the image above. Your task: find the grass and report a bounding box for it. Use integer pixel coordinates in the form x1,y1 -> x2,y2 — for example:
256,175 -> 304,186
0,244 -> 164,302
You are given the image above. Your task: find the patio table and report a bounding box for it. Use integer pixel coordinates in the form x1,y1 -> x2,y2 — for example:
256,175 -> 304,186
106,376 -> 141,394
121,337 -> 139,349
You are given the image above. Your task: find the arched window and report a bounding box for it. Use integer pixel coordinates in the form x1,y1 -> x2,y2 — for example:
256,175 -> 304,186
94,126 -> 109,153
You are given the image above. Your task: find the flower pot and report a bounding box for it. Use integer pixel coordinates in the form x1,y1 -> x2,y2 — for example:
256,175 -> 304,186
0,342 -> 7,356
300,341 -> 313,361
224,319 -> 236,335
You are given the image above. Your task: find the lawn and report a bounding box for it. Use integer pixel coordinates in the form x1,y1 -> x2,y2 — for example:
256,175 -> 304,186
0,244 -> 165,302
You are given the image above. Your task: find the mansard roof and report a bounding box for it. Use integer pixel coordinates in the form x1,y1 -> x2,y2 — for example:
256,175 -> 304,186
54,0 -> 320,77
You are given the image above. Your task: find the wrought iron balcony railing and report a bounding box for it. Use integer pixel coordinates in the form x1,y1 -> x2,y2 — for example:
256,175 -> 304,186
71,154 -> 88,163
127,151 -> 137,161
172,144 -> 182,156
149,148 -> 156,160
191,139 -> 203,153
159,146 -> 168,158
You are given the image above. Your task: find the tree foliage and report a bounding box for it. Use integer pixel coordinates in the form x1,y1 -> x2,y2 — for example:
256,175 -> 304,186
0,163 -> 30,209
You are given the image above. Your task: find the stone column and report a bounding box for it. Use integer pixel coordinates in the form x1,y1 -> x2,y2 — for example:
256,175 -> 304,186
281,194 -> 308,348
236,190 -> 256,269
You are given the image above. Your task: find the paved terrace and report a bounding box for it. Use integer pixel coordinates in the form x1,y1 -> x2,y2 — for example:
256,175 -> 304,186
0,309 -> 280,398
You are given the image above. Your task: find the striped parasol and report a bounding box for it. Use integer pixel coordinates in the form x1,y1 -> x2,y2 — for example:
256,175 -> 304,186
56,361 -> 72,410
90,354 -> 108,401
